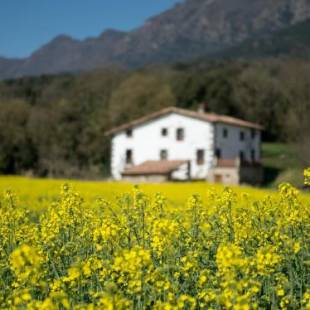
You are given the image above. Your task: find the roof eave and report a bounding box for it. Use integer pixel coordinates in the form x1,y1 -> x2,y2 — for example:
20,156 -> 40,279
104,106 -> 264,136
104,107 -> 176,136
214,121 -> 263,131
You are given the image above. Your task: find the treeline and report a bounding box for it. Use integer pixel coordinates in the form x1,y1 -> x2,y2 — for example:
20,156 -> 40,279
0,59 -> 309,177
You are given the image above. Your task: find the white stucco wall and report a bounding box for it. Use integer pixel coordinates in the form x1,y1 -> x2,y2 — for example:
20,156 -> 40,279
171,162 -> 190,181
111,113 -> 215,180
214,123 -> 261,162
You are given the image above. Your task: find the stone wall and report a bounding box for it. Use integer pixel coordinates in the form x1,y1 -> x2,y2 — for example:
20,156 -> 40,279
122,174 -> 168,183
208,165 -> 263,185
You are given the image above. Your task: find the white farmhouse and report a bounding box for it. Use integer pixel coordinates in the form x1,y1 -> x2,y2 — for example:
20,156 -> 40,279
106,106 -> 263,185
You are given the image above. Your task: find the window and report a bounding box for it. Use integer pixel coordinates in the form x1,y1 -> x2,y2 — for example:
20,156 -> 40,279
240,131 -> 245,141
251,149 -> 256,162
215,148 -> 222,159
251,129 -> 256,139
125,149 -> 133,165
161,128 -> 168,137
176,128 -> 184,141
160,149 -> 168,160
223,128 -> 228,138
239,151 -> 245,162
196,149 -> 205,165
126,129 -> 133,138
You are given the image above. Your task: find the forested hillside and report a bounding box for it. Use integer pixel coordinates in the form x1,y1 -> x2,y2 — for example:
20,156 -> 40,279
217,19 -> 310,59
0,59 -> 309,178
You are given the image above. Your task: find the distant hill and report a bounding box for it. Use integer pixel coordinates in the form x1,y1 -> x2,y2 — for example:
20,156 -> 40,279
2,0 -> 310,79
217,19 -> 310,59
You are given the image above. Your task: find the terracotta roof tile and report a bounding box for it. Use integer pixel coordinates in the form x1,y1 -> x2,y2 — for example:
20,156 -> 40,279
215,159 -> 262,168
122,160 -> 189,176
105,107 -> 263,135
216,159 -> 238,168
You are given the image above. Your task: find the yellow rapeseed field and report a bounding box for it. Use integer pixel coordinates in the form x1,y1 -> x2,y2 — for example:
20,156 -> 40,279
0,171 -> 310,309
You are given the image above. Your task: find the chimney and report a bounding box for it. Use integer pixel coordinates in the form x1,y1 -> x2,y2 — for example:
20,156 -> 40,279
198,102 -> 209,113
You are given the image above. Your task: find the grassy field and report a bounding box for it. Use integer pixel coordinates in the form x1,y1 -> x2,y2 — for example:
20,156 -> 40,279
262,143 -> 305,187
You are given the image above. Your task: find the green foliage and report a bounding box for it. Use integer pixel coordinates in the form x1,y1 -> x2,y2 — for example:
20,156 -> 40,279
0,99 -> 36,173
107,70 -> 176,125
0,60 -> 309,178
219,19 -> 310,59
262,143 -> 305,188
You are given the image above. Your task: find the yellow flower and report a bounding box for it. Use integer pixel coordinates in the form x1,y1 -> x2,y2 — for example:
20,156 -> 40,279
304,168 -> 310,186
10,244 -> 43,284
0,178 -> 309,309
293,242 -> 301,254
256,246 -> 281,276
63,267 -> 81,283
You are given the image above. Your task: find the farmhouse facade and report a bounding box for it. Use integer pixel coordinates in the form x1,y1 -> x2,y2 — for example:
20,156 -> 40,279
106,107 -> 263,185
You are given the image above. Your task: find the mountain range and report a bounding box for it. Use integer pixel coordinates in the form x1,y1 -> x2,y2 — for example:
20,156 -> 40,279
1,0 -> 310,79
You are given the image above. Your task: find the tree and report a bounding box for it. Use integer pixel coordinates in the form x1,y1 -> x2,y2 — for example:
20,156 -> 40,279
278,60 -> 310,165
233,62 -> 289,141
107,72 -> 176,125
0,99 -> 36,173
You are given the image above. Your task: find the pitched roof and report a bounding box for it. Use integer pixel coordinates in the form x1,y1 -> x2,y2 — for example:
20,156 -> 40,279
122,160 -> 189,176
105,106 -> 263,136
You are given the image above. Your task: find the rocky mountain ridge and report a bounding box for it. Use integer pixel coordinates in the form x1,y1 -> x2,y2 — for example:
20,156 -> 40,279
1,0 -> 310,79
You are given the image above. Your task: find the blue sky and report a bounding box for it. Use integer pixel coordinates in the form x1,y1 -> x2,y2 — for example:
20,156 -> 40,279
0,0 -> 180,58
